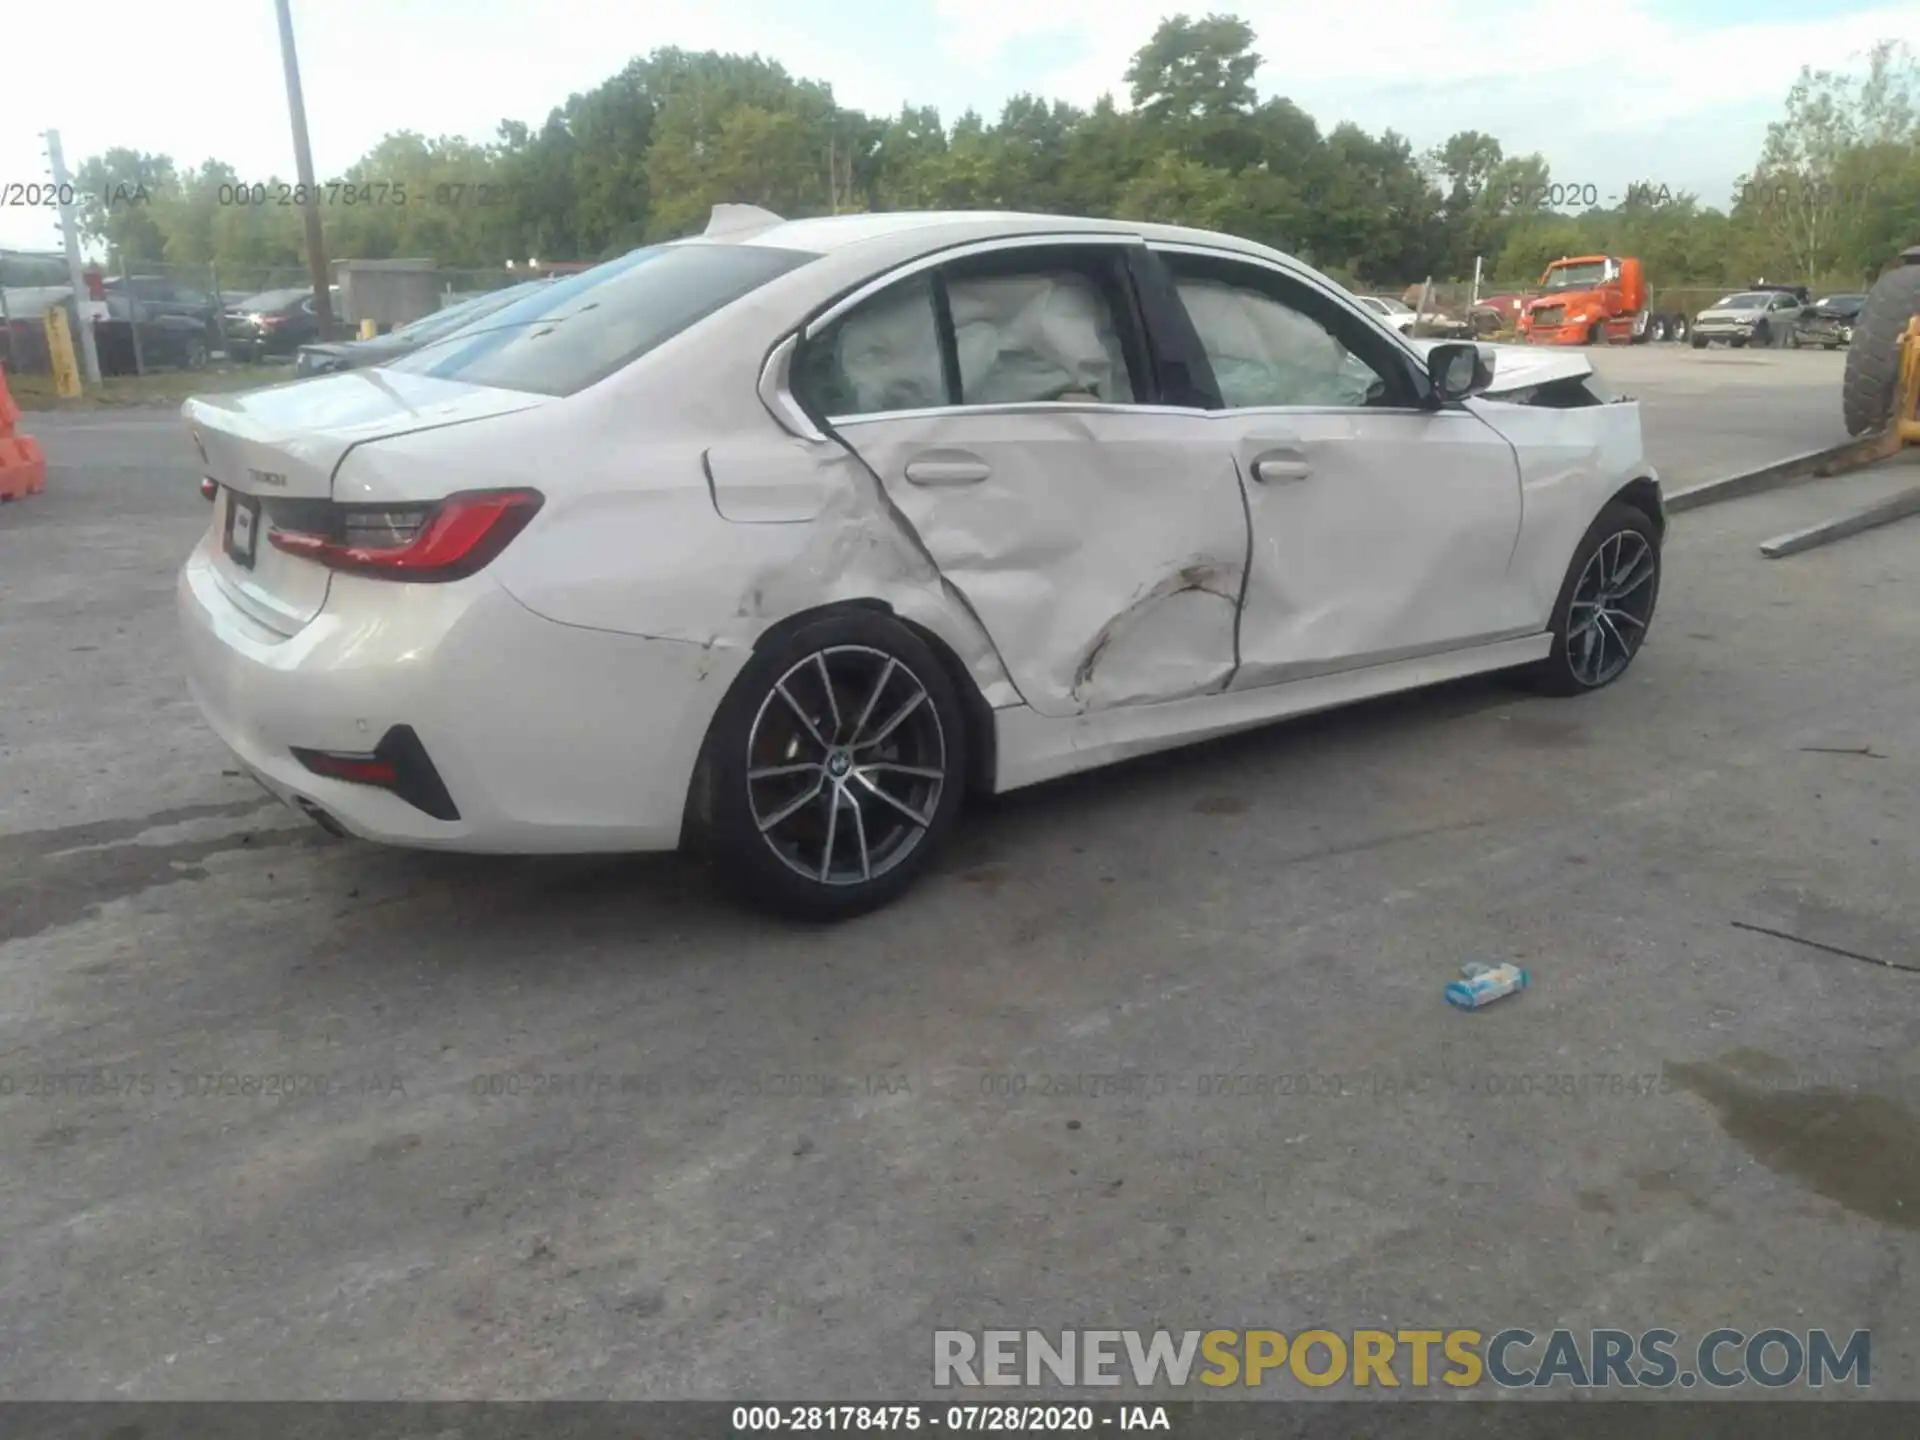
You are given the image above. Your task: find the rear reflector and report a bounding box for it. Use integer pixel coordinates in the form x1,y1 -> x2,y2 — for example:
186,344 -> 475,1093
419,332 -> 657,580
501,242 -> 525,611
200,476 -> 217,501
269,488 -> 543,582
290,725 -> 460,821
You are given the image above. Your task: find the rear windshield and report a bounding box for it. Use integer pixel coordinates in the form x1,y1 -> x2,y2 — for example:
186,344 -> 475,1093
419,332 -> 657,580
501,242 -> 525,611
390,283 -> 541,341
384,242 -> 816,396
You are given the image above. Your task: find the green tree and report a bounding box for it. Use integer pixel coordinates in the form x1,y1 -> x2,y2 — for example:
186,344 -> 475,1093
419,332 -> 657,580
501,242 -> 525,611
74,149 -> 177,265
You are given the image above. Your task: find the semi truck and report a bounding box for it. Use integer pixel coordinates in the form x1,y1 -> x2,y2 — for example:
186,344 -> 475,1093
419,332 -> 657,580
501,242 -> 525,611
1516,255 -> 1691,345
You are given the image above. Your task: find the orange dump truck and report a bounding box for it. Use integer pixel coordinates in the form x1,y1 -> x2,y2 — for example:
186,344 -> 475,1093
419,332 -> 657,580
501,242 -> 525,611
1516,255 -> 1690,345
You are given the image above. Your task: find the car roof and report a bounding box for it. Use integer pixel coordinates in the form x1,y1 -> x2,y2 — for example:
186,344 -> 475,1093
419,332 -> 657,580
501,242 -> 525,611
695,209 -> 1294,270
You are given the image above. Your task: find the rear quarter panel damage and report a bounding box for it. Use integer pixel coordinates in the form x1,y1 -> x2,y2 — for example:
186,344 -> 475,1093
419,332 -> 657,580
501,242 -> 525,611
460,426 -> 1022,710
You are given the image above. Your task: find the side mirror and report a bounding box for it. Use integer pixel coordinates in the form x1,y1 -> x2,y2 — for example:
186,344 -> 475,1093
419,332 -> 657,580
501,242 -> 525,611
1426,341 -> 1491,404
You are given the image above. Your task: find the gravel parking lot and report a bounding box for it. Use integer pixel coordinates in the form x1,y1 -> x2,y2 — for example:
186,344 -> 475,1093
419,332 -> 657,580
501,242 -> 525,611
2,348 -> 1917,1401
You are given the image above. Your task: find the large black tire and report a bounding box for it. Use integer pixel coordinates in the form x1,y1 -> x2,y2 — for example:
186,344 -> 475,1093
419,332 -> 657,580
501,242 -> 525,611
1842,261 -> 1920,436
692,610 -> 968,919
1519,501 -> 1662,697
1690,333 -> 1708,350
1752,320 -> 1771,348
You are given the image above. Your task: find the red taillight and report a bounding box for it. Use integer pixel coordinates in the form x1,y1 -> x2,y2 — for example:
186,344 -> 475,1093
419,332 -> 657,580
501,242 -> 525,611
269,488 -> 543,582
200,476 -> 218,501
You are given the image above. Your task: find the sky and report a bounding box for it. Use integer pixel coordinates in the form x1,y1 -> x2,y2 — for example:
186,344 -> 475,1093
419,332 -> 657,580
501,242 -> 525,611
3,0 -> 1914,254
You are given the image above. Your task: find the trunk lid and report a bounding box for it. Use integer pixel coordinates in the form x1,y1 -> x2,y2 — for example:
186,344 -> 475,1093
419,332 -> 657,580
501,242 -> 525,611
184,370 -> 548,635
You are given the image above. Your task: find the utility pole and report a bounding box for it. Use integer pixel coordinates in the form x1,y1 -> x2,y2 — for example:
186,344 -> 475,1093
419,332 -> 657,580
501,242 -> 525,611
43,130 -> 103,387
274,0 -> 335,341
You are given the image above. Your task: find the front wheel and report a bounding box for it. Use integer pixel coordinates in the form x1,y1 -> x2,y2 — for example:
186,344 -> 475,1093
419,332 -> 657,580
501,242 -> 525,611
1520,501 -> 1661,696
694,611 -> 968,918
1753,321 -> 1771,348
1690,333 -> 1708,350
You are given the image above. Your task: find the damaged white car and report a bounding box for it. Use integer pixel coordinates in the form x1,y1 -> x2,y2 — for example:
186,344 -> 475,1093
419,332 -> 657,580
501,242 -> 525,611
178,208 -> 1663,916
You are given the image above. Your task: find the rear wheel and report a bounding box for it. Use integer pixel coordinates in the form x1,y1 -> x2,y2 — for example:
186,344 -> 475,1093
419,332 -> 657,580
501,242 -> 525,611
695,611 -> 968,918
1521,501 -> 1661,697
1842,259 -> 1920,436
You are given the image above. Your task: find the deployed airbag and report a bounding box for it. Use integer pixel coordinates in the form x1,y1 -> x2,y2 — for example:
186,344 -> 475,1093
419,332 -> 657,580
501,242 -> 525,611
946,271 -> 1134,405
1176,277 -> 1377,408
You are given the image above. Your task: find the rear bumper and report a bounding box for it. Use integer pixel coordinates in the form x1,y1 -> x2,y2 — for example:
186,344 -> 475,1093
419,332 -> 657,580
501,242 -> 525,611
177,536 -> 746,853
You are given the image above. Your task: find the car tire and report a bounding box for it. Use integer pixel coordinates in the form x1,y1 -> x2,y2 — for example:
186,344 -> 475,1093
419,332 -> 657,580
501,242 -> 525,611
1753,321 -> 1771,348
1842,261 -> 1920,436
693,610 -> 969,919
1689,333 -> 1708,350
1519,501 -> 1661,698
1786,329 -> 1801,349
1586,322 -> 1605,346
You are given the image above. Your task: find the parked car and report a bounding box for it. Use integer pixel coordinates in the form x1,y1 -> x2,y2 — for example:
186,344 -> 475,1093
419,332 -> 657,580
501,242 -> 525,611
1357,294 -> 1416,330
102,275 -> 219,335
224,287 -> 340,359
1795,293 -> 1867,350
96,292 -> 212,373
178,207 -> 1663,917
293,279 -> 554,377
1690,290 -> 1803,348
1356,294 -> 1472,338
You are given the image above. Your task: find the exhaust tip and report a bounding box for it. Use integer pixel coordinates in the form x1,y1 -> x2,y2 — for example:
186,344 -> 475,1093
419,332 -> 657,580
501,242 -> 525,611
293,797 -> 349,838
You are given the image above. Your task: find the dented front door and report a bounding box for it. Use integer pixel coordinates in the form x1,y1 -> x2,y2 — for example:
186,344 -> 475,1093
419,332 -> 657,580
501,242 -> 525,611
831,407 -> 1249,718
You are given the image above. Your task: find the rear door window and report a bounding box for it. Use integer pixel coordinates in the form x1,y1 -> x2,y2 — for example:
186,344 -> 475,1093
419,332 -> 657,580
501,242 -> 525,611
386,242 -> 815,397
790,243 -> 1147,420
942,253 -> 1138,405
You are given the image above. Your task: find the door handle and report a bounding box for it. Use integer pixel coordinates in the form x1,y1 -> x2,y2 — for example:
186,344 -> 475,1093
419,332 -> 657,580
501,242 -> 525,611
1251,455 -> 1310,484
904,457 -> 991,486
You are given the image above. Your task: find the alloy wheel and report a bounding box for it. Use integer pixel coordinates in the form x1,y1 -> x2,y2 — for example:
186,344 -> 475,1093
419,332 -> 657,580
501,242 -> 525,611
1566,530 -> 1657,687
745,645 -> 948,886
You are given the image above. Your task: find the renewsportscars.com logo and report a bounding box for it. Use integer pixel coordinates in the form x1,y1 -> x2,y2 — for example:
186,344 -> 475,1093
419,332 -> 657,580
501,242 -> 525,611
933,1328 -> 1871,1391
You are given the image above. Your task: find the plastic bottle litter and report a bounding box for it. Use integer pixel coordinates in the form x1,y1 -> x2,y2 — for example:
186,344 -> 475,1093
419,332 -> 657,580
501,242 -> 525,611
1445,962 -> 1529,1009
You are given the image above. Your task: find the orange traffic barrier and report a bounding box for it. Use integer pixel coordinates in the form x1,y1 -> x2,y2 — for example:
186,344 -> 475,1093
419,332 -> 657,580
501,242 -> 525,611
0,364 -> 47,502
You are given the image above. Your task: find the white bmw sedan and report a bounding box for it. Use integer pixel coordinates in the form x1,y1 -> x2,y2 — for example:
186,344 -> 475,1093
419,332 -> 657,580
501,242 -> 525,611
179,207 -> 1663,916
